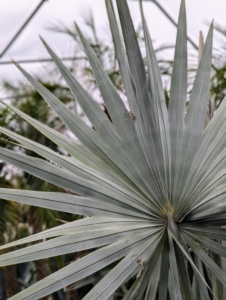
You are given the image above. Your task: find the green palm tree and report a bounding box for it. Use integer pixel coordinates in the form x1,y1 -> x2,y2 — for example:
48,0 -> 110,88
0,0 -> 225,299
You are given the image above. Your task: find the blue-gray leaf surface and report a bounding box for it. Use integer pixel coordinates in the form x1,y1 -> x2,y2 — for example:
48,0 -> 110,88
0,1 -> 225,299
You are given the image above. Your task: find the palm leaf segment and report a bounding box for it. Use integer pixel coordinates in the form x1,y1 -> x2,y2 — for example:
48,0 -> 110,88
0,0 -> 223,299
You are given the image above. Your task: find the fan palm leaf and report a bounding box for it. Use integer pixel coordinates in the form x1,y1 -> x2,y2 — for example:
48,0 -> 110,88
0,0 -> 224,299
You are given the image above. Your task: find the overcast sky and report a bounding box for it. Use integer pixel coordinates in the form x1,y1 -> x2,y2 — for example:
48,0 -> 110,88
0,0 -> 225,96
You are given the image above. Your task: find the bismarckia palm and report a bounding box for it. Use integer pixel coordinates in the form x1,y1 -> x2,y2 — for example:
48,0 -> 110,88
0,0 -> 224,299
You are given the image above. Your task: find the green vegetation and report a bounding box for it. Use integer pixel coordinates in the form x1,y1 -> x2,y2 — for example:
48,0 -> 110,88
0,0 -> 225,299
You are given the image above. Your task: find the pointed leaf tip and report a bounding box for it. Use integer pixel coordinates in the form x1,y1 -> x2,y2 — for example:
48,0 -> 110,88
0,100 -> 7,107
11,59 -> 17,65
74,21 -> 79,29
39,35 -> 45,43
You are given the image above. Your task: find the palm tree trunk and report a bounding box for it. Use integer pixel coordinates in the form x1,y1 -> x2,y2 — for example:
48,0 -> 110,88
66,288 -> 78,300
4,264 -> 18,298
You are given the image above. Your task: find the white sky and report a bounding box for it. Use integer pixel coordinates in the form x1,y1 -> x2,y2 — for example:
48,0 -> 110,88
0,0 -> 225,93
